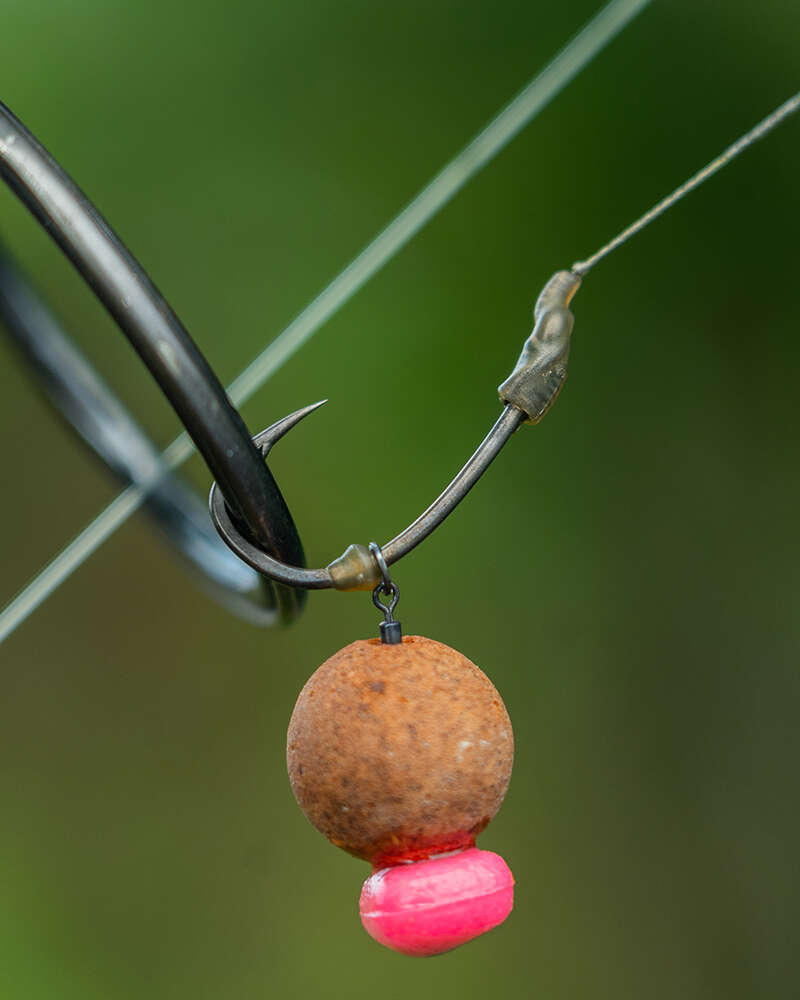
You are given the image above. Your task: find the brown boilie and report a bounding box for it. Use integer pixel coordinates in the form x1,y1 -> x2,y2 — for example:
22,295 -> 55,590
287,635 -> 514,866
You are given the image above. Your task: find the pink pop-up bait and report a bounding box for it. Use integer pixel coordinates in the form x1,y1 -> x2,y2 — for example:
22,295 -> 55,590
360,848 -> 514,957
287,636 -> 515,956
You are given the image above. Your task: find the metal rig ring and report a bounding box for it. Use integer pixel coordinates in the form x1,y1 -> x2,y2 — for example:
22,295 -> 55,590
0,100 -> 307,624
368,541 -> 393,594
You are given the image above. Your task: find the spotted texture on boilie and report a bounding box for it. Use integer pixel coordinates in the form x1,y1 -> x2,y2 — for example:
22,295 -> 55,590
286,636 -> 514,865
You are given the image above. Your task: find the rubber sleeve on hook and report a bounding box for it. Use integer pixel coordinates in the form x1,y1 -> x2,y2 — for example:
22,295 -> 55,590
498,270 -> 581,423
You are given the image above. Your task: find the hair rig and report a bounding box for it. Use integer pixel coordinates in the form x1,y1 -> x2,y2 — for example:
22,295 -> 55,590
3,91 -> 796,956
1,98 -> 579,956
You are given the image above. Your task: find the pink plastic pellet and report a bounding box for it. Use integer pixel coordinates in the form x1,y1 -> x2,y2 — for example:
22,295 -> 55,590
359,847 -> 514,957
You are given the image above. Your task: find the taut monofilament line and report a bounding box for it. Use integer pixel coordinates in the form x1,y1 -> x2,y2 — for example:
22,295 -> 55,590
572,92 -> 800,276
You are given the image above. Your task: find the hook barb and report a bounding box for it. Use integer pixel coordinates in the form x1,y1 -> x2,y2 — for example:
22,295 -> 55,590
256,399 -> 328,457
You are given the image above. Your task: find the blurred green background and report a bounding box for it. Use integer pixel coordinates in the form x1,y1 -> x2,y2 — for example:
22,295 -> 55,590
1,1 -> 798,997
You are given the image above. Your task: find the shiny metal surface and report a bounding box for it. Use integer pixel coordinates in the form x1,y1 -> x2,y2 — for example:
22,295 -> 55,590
0,245 -> 279,624
210,403 -> 527,589
209,267 -> 582,590
0,101 -> 306,621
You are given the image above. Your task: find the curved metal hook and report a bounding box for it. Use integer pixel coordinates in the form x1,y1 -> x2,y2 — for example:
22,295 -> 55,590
210,270 -> 582,591
0,100 -> 307,622
0,242 -> 283,625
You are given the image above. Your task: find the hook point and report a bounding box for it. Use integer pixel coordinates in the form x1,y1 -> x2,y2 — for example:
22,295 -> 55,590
255,399 -> 328,456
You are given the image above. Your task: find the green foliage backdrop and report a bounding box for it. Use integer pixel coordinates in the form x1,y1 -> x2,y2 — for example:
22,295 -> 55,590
1,2 -> 798,997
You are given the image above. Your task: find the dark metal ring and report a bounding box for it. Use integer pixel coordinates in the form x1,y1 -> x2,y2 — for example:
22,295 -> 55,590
0,100 -> 306,623
0,246 -> 280,624
368,541 -> 393,593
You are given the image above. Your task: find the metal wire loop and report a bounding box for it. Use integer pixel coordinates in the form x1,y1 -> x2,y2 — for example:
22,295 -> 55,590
372,581 -> 400,619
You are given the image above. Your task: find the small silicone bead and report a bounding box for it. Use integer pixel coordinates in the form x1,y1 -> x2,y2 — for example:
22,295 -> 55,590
359,848 -> 514,957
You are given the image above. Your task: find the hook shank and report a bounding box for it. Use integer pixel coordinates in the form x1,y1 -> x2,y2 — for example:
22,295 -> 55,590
381,404 -> 525,564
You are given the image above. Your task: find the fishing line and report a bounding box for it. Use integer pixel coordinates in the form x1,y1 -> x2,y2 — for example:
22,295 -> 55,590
572,92 -> 800,276
0,0 -> 650,643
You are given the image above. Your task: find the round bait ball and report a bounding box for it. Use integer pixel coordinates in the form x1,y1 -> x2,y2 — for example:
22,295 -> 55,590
286,636 -> 513,865
359,847 -> 514,957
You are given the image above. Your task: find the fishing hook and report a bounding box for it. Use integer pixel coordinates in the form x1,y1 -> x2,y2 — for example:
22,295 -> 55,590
210,270 -> 582,591
0,97 -> 580,616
